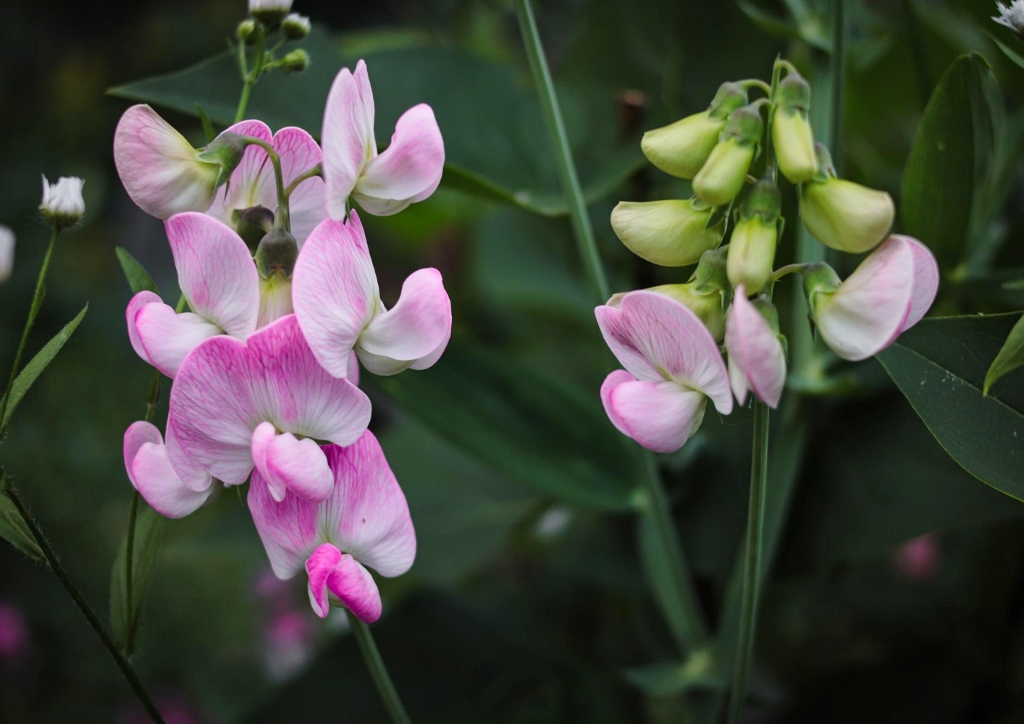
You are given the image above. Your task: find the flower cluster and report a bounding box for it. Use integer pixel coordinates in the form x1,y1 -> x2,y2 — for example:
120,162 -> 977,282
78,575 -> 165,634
600,59 -> 939,453
115,58 -> 448,623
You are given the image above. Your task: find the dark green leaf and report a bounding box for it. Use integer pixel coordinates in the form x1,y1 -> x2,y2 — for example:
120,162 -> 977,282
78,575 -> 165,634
109,505 -> 165,656
901,53 -> 1001,269
0,305 -> 88,431
0,490 -> 44,562
622,653 -> 722,697
366,338 -> 643,510
985,314 -> 1024,395
878,313 -> 1024,501
991,35 -> 1024,72
115,247 -> 159,295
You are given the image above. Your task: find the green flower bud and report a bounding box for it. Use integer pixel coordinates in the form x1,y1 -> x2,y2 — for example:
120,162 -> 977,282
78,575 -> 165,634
691,245 -> 730,294
237,18 -> 257,44
232,205 -> 275,250
640,82 -> 747,179
255,228 -> 299,279
649,282 -> 726,340
281,13 -> 311,40
281,49 -> 309,73
610,198 -> 725,267
772,73 -> 816,183
799,153 -> 894,254
728,216 -> 777,295
801,261 -> 842,316
692,106 -> 763,208
197,131 -> 249,190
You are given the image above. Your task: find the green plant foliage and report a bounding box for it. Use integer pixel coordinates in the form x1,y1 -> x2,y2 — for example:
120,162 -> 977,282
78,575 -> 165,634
115,247 -> 159,295
109,506 -> 165,657
878,314 -> 1024,501
0,490 -> 45,562
985,315 -> 1024,395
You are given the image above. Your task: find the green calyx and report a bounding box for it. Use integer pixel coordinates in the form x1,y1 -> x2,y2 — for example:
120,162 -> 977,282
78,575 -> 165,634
198,131 -> 249,189
737,179 -> 781,224
722,105 -> 764,146
650,282 -> 726,340
801,262 -> 842,315
255,228 -> 299,279
233,206 -> 276,250
708,82 -> 749,120
691,245 -> 730,295
751,297 -> 782,334
811,142 -> 837,181
774,72 -> 811,114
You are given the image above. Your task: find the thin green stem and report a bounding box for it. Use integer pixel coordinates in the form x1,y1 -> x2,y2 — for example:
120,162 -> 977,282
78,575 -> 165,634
641,452 -> 709,651
829,0 -> 845,170
241,136 -> 289,230
771,263 -> 809,282
3,481 -> 165,723
514,0 -> 610,303
0,229 -> 59,436
726,400 -> 771,724
345,610 -> 412,724
284,163 -> 322,197
234,23 -> 266,124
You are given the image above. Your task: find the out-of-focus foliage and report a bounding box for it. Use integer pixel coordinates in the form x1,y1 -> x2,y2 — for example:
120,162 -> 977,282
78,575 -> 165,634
3,0 -> 1024,722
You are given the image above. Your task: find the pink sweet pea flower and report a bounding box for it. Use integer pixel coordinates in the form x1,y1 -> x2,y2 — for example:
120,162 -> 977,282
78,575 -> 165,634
322,60 -> 444,217
725,287 -> 786,408
892,532 -> 940,582
595,290 -> 733,453
166,314 -> 371,503
126,213 -> 260,378
124,421 -> 215,519
114,105 -> 225,219
808,235 -> 939,361
248,431 -> 416,623
205,119 -> 326,244
292,212 -> 451,378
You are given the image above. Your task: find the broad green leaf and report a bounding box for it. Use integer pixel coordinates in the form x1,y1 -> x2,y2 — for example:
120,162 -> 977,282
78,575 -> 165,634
115,247 -> 159,295
877,313 -> 1024,501
901,54 -> 1001,270
0,490 -> 44,562
108,30 -> 643,217
110,505 -> 165,656
985,315 -> 1024,395
367,338 -> 644,511
0,305 -> 88,431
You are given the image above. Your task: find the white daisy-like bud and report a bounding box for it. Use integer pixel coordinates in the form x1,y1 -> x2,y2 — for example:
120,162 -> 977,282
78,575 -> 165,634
0,225 -> 14,283
39,176 -> 85,229
993,0 -> 1024,36
282,13 -> 311,39
249,0 -> 293,25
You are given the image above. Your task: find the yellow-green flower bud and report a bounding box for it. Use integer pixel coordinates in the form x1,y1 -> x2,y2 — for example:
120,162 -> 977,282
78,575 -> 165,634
772,73 -> 816,183
610,198 -> 725,267
650,282 -> 727,340
799,145 -> 894,253
692,105 -> 763,208
640,82 -> 747,179
728,217 -> 777,295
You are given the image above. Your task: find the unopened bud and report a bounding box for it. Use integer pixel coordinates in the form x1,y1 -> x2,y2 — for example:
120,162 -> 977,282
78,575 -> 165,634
692,106 -> 763,208
282,13 -> 311,39
800,174 -> 895,253
281,49 -> 309,73
801,262 -> 842,313
233,205 -> 276,249
249,0 -> 293,25
610,198 -> 725,267
728,216 -> 777,295
691,245 -> 730,294
649,282 -> 726,340
255,228 -> 299,279
40,176 -> 85,229
237,18 -> 257,43
772,73 -> 816,183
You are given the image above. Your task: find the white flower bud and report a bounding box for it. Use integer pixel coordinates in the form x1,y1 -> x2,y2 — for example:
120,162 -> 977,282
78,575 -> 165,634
249,0 -> 294,24
282,13 -> 311,39
40,176 -> 85,229
993,0 -> 1024,36
0,226 -> 14,283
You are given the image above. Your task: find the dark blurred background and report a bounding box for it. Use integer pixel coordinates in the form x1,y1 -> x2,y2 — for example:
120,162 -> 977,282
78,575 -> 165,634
3,0 -> 1024,722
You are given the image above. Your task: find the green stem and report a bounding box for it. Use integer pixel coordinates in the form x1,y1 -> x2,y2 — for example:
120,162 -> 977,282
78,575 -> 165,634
0,229 -> 59,436
829,0 -> 845,170
234,24 -> 265,124
4,482 -> 165,723
641,452 -> 709,651
514,0 -> 610,303
284,163 -> 322,197
345,610 -> 412,724
241,136 -> 289,230
726,400 -> 771,724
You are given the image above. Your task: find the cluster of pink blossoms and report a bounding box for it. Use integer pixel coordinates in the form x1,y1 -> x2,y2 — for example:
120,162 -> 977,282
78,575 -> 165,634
114,60 -> 448,623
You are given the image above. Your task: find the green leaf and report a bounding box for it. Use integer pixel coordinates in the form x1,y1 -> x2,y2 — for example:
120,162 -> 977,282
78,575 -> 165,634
366,338 -> 643,511
622,651 -> 722,697
115,247 -> 159,295
985,315 -> 1024,395
0,489 -> 45,562
901,53 -> 1001,270
877,313 -> 1024,501
0,305 -> 88,431
991,35 -> 1024,72
109,505 -> 165,656
108,29 -> 642,217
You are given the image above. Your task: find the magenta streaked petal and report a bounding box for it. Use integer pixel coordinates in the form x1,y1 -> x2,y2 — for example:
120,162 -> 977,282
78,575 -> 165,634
347,351 -> 361,386
165,213 -> 260,338
326,554 -> 382,623
265,433 -> 334,503
292,214 -> 379,378
596,290 -> 732,414
322,60 -> 375,220
602,374 -> 707,453
251,421 -> 283,502
600,369 -> 639,438
129,294 -> 221,378
305,543 -> 342,618
356,268 -> 451,375
354,104 -> 444,216
124,421 -> 214,519
725,289 -> 786,408
898,235 -> 940,332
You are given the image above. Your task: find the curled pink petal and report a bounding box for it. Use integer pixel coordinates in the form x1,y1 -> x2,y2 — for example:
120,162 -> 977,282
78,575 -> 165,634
600,371 -> 707,453
322,60 -> 375,220
251,421 -> 282,501
292,214 -> 379,378
725,289 -> 786,408
124,421 -> 214,518
265,433 -> 334,503
595,290 -> 732,414
347,351 -> 361,386
114,105 -> 220,218
130,299 -> 221,378
165,213 -> 260,338
326,554 -> 381,623
305,543 -> 343,618
357,268 -> 451,375
354,104 -> 445,216
899,235 -> 940,332
167,314 -> 371,491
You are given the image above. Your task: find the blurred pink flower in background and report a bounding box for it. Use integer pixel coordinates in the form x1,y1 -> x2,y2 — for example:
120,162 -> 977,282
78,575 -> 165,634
263,609 -> 314,681
119,695 -> 203,724
892,532 -> 940,582
0,601 -> 29,662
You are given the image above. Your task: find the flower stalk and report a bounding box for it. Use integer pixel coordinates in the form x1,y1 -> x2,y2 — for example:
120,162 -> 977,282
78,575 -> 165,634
346,610 -> 412,724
